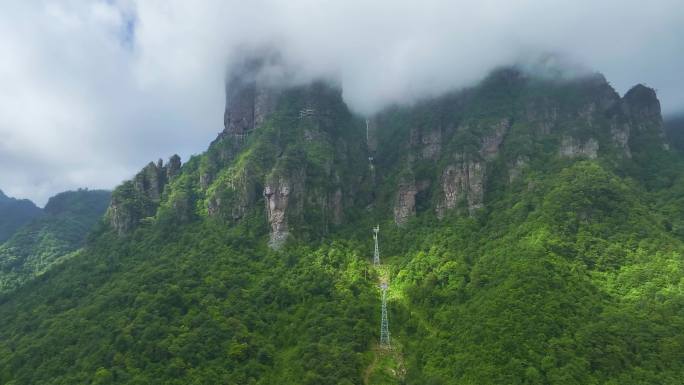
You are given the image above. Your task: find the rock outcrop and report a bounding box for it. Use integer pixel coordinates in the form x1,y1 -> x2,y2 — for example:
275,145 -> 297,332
222,55 -> 281,137
108,155 -> 182,235
389,114 -> 509,224
166,154 -> 182,179
436,155 -> 484,218
559,136 -> 599,159
134,160 -> 165,202
610,121 -> 632,157
206,171 -> 256,221
621,84 -> 668,150
480,118 -> 511,159
420,128 -> 442,160
263,179 -> 289,249
107,185 -> 144,236
264,172 -> 304,249
394,177 -> 417,226
622,84 -> 662,122
208,81 -> 363,248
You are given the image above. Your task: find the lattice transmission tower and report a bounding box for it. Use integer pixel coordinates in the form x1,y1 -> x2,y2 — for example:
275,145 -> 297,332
373,225 -> 380,266
380,282 -> 391,348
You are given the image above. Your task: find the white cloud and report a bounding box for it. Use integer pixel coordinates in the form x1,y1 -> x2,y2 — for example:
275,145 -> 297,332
0,0 -> 683,205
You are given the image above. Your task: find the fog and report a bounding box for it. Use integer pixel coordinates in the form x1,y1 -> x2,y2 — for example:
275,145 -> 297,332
1,0 -> 683,204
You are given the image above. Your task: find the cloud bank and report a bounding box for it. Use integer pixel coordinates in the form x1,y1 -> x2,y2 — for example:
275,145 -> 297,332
1,0 -> 683,204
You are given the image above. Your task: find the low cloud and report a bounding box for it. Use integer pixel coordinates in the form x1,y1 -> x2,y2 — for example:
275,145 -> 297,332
1,0 -> 683,204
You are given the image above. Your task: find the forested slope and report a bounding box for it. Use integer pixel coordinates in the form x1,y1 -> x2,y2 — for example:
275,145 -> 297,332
0,189 -> 111,293
0,67 -> 682,384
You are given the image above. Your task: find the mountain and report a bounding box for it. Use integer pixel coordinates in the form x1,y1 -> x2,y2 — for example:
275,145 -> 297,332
0,190 -> 42,243
0,189 -> 111,293
0,64 -> 683,385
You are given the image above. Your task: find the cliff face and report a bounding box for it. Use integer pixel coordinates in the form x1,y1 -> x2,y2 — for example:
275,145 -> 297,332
393,178 -> 416,226
107,155 -> 181,235
199,81 -> 369,248
263,173 -> 301,249
436,156 -> 485,218
622,84 -> 667,151
372,71 -> 668,225
222,55 -> 281,138
106,65 -> 670,246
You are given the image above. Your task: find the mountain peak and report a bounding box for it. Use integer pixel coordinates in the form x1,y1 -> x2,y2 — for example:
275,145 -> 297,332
624,83 -> 657,100
222,50 -> 286,138
623,83 -> 660,116
43,189 -> 111,217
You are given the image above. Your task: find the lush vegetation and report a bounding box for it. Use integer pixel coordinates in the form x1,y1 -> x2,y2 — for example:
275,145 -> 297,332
0,189 -> 111,293
1,71 -> 683,384
0,217 -> 376,384
2,160 -> 681,385
386,162 -> 684,384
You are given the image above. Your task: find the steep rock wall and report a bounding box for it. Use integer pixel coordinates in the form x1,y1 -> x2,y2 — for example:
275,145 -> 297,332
107,155 -> 181,235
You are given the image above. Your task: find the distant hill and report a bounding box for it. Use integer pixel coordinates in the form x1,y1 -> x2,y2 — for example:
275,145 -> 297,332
0,189 -> 111,293
0,190 -> 42,243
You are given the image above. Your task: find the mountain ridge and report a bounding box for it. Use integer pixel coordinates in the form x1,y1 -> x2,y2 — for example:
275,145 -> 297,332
1,65 -> 682,384
104,66 -> 671,246
0,190 -> 42,243
0,189 -> 111,293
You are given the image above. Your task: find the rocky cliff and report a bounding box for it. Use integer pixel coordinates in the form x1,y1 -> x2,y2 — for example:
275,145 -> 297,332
107,155 -> 181,235
371,70 -> 668,225
222,54 -> 282,138
106,65 -> 670,246
107,78 -> 370,248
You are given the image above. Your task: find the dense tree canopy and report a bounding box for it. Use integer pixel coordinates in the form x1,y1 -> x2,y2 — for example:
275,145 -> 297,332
0,189 -> 111,293
1,72 -> 683,384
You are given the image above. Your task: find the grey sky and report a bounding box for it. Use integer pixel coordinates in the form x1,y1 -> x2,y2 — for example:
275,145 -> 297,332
1,0 -> 683,205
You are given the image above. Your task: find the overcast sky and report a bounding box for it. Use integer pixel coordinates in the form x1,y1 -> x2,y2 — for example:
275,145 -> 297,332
1,0 -> 683,205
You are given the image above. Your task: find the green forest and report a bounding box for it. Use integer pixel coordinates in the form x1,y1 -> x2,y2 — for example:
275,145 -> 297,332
0,189 -> 111,293
0,69 -> 682,384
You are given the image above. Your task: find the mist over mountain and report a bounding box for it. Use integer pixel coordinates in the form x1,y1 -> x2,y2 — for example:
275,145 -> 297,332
1,59 -> 683,383
1,1 -> 684,204
1,2 -> 684,384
